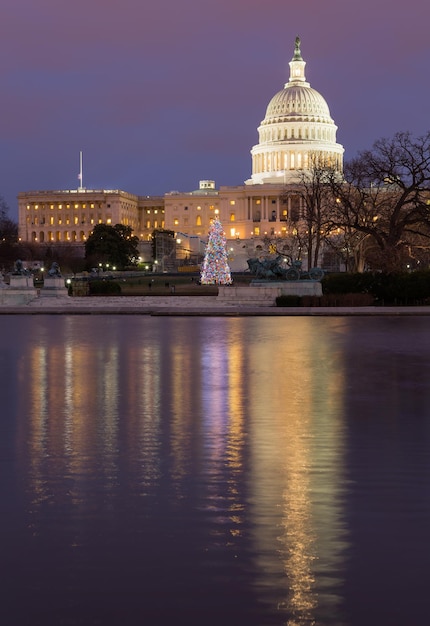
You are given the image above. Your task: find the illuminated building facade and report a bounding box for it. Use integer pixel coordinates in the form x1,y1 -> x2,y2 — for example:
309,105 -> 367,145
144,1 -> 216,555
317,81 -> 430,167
18,189 -> 164,244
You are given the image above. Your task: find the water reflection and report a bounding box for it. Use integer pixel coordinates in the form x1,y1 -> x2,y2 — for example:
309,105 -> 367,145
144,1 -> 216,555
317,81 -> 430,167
8,315 -> 430,625
243,318 -> 348,625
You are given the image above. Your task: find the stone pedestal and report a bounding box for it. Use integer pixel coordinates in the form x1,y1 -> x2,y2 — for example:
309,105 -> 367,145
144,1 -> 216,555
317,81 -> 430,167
41,276 -> 69,297
218,280 -> 322,306
0,274 -> 38,305
273,280 -> 323,297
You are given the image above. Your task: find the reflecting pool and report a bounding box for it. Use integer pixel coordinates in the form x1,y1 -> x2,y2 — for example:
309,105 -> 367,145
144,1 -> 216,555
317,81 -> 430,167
1,315 -> 430,625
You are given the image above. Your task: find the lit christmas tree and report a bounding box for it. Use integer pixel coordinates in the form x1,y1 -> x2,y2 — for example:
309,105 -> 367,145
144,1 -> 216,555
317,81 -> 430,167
200,216 -> 232,284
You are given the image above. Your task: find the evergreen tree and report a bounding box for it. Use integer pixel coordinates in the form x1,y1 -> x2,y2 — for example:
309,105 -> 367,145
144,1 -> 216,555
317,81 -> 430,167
85,223 -> 139,269
200,216 -> 232,284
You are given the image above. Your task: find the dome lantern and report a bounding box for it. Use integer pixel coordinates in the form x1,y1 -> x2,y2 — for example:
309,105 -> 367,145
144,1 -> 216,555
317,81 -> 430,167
287,36 -> 308,86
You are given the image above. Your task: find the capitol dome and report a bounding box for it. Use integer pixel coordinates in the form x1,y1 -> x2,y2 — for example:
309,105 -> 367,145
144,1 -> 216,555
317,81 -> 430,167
265,85 -> 331,122
247,37 -> 344,185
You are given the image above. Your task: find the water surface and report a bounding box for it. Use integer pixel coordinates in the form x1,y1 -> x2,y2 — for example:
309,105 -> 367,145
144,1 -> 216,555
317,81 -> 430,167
1,315 -> 430,625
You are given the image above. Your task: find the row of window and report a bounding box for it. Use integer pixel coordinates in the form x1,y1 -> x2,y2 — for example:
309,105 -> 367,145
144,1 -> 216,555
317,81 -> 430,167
26,204 -> 162,216
144,221 -> 163,230
31,231 -> 87,243
27,203 -> 100,210
172,210 -> 292,228
27,216 -> 109,226
260,126 -> 334,142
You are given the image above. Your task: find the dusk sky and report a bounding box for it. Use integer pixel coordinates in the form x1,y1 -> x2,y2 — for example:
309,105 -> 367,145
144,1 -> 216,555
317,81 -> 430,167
1,0 -> 429,219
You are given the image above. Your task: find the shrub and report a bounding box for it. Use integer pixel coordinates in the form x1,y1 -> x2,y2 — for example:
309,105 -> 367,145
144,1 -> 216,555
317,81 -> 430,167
322,271 -> 430,305
321,272 -> 375,295
275,295 -> 301,307
89,280 -> 122,295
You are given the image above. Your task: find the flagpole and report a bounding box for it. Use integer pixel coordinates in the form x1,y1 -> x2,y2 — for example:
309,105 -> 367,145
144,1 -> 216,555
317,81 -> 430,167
79,151 -> 83,190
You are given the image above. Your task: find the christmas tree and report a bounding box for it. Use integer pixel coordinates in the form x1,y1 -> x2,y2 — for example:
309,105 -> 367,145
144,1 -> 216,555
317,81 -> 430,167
200,216 -> 232,285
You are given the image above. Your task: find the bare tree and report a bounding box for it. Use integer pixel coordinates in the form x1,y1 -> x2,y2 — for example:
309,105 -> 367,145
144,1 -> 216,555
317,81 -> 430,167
329,131 -> 430,272
285,155 -> 339,268
0,196 -> 18,243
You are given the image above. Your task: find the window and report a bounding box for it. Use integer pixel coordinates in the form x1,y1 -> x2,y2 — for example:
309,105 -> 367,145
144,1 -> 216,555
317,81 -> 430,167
230,213 -> 235,222
196,216 -> 202,226
230,200 -> 235,206
290,196 -> 301,221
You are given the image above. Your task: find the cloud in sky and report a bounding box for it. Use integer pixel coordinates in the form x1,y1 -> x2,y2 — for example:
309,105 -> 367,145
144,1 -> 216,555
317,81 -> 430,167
1,0 -> 429,217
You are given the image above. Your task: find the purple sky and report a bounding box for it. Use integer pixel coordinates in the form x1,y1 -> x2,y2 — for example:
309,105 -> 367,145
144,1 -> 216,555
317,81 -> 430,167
1,0 -> 429,219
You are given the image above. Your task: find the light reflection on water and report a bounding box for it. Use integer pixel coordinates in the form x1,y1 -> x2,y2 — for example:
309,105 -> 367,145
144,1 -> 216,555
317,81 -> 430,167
2,315 -> 430,625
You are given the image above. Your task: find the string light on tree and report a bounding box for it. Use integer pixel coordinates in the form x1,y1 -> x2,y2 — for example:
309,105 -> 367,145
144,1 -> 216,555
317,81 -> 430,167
200,214 -> 232,285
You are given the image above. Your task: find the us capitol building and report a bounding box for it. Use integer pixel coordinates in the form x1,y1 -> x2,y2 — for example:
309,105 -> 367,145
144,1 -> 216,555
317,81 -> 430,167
18,38 -> 344,269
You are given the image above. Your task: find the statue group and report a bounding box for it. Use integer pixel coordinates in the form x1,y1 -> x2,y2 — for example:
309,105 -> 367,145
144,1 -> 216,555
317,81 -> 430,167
247,256 -> 324,281
12,260 -> 62,277
13,259 -> 29,276
48,262 -> 62,277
